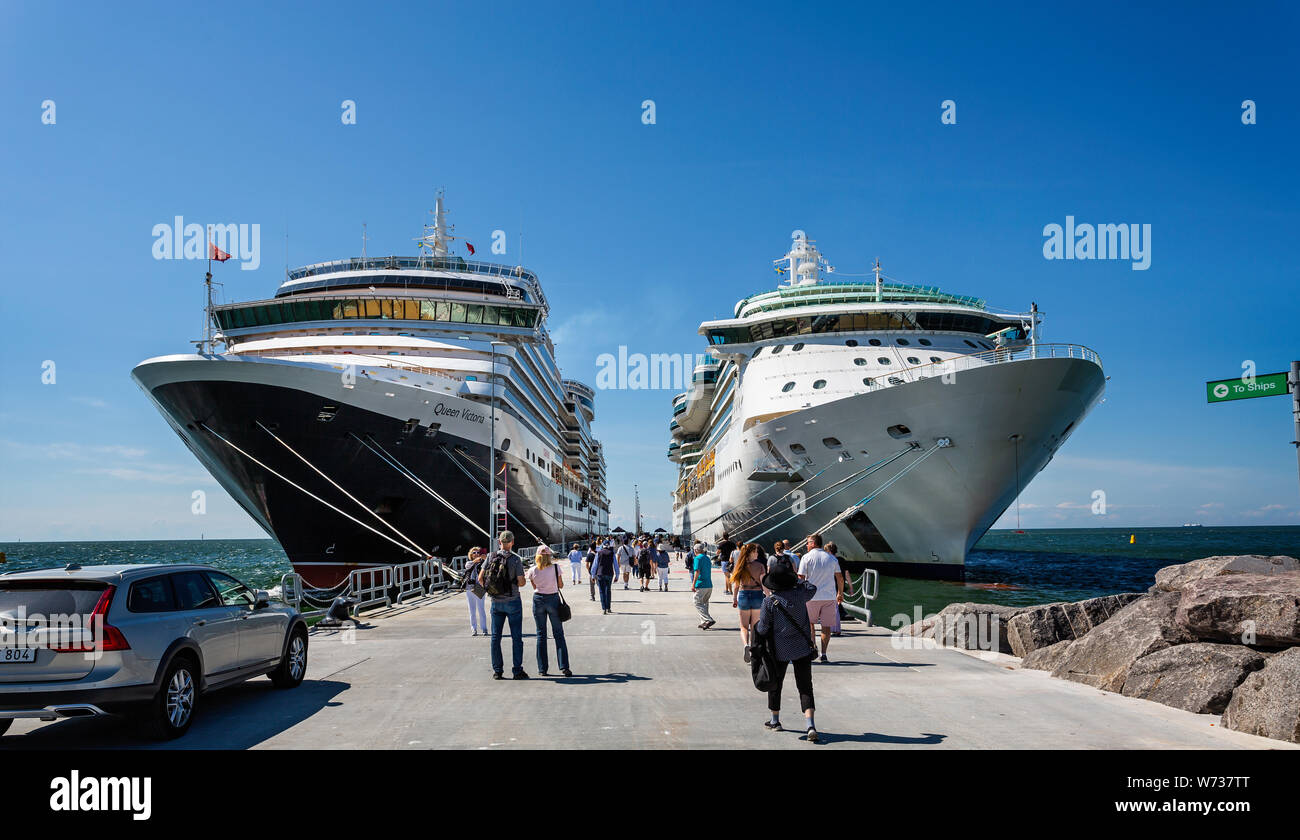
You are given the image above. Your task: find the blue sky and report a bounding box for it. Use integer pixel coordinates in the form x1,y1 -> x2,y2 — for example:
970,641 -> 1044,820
1,1 -> 1297,540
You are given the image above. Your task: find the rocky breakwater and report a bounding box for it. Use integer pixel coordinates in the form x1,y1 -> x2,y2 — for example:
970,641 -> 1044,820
894,555 -> 1300,744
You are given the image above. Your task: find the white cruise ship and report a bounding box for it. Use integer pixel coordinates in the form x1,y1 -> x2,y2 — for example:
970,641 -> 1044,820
669,233 -> 1104,579
133,194 -> 609,587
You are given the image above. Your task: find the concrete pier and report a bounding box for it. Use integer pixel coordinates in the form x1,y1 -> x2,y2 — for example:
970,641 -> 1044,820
4,564 -> 1294,749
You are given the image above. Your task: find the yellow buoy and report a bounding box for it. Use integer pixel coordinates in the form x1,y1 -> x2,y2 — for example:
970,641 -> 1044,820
1129,534 -> 1135,544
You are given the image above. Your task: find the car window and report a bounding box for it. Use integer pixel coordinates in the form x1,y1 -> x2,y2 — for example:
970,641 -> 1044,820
172,572 -> 220,610
0,581 -> 107,618
204,572 -> 256,608
127,576 -> 177,613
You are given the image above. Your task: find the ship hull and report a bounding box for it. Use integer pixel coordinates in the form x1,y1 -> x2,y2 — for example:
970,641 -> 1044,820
674,354 -> 1104,580
132,355 -> 606,588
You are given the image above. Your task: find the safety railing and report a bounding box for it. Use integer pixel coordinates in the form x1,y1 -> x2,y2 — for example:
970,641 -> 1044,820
349,567 -> 393,611
864,342 -> 1102,394
276,572 -> 328,618
393,559 -> 428,604
841,568 -> 880,626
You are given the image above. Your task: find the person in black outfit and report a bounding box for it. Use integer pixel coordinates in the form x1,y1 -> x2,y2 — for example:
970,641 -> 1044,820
754,563 -> 820,742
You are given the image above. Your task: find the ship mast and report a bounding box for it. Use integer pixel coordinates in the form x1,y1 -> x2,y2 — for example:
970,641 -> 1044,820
416,190 -> 454,263
775,231 -> 828,288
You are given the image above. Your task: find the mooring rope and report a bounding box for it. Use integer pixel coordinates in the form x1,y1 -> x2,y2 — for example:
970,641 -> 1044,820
349,433 -> 490,542
437,444 -> 549,547
814,443 -> 944,536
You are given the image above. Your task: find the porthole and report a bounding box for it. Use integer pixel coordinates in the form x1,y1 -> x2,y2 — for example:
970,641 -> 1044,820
929,356 -> 942,363
813,380 -> 827,389
907,356 -> 920,364
888,376 -> 904,385
868,338 -> 882,346
877,357 -> 891,365
792,343 -> 805,351
781,381 -> 795,393
501,438 -> 511,451
790,443 -> 807,454
863,377 -> 875,386
887,424 -> 912,438
845,339 -> 859,347
771,345 -> 784,355
979,341 -> 993,350
751,347 -> 763,359
964,339 -> 977,348
896,338 -> 910,346
822,437 -> 843,449
918,338 -> 932,346
854,358 -> 867,366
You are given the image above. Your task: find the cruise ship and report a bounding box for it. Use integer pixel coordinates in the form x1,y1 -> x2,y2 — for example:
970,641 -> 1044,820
670,233 -> 1104,579
133,194 -> 609,587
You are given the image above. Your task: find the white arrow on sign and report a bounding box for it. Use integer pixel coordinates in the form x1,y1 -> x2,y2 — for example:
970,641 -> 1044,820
1213,383 -> 1229,398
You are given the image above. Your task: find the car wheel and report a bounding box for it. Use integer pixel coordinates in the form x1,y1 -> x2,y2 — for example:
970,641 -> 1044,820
270,627 -> 308,689
139,656 -> 198,740
0,719 -> 11,737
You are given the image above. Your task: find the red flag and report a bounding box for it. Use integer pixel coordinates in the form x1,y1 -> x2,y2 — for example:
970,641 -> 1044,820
466,242 -> 475,256
209,242 -> 233,262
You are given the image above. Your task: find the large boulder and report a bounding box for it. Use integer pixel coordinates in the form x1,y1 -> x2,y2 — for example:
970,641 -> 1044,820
1051,592 -> 1194,692
1222,648 -> 1300,744
1174,573 -> 1300,646
1152,555 -> 1300,594
1019,639 -> 1072,671
1006,593 -> 1144,656
1120,643 -> 1268,714
893,602 -> 1024,653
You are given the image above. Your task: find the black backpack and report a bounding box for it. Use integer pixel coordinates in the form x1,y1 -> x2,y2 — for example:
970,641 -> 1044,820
482,551 -> 516,597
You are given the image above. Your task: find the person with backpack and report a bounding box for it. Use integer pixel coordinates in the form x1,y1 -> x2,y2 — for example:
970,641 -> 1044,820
462,547 -> 488,636
526,546 -> 572,677
636,541 -> 655,591
716,532 -> 737,598
691,542 -> 715,629
754,561 -> 820,742
478,530 -> 529,680
593,539 -> 618,614
654,542 -> 671,591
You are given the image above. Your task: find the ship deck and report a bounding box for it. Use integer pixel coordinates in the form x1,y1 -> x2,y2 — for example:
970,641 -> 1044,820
3,563 -> 1291,750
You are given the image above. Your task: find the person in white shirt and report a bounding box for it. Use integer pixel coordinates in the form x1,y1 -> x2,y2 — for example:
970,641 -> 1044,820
567,545 -> 585,584
617,540 -> 634,590
796,533 -> 843,663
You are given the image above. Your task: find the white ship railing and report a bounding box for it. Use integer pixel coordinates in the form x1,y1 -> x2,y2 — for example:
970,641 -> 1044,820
840,568 -> 880,626
865,342 -> 1101,393
349,567 -> 393,611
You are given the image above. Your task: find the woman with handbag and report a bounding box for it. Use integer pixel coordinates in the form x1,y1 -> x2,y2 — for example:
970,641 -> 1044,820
753,562 -> 820,742
463,547 -> 489,636
526,546 -> 572,677
729,543 -> 767,663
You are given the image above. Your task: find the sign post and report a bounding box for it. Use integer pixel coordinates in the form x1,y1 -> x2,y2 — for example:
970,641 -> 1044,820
1207,363 -> 1300,500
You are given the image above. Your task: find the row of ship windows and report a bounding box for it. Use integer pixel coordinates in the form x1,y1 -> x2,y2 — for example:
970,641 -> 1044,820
214,298 -> 540,331
782,374 -> 911,392
754,336 -> 993,357
709,312 -> 1006,345
778,355 -> 944,392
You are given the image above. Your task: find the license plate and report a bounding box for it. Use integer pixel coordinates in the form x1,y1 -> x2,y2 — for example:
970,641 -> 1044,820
0,648 -> 37,664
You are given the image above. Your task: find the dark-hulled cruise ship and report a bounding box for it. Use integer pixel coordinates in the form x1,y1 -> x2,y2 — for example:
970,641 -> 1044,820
133,194 -> 609,587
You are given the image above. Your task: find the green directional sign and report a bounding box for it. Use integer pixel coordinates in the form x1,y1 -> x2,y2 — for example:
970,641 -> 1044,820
1206,371 -> 1290,403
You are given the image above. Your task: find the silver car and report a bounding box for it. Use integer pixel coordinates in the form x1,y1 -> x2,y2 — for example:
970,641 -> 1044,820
0,563 -> 308,739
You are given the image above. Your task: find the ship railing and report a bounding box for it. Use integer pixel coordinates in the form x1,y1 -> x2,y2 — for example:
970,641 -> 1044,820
840,568 -> 880,626
864,342 -> 1102,393
349,567 -> 393,611
287,255 -> 539,285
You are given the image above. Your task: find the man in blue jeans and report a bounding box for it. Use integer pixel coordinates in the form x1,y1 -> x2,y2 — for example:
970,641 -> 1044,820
479,530 -> 528,680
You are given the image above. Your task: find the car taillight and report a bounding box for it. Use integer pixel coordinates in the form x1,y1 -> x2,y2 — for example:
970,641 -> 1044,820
49,585 -> 130,652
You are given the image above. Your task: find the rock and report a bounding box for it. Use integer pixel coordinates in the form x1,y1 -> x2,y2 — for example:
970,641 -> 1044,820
1006,593 -> 1144,656
1222,648 -> 1300,744
1174,573 -> 1300,646
1151,555 -> 1300,594
1019,639 -> 1072,671
1050,592 -> 1193,692
934,602 -> 1025,653
1121,643 -> 1267,714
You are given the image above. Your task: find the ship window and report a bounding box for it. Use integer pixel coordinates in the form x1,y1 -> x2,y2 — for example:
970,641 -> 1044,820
813,380 -> 827,389
887,424 -> 912,438
403,299 -> 420,320
465,305 -> 484,324
863,377 -> 875,386
790,443 -> 806,454
896,338 -> 910,346
918,338 -> 932,346
907,356 -> 920,364
771,345 -> 783,355
792,343 -> 804,351
781,382 -> 795,392
751,347 -> 762,358
436,301 -> 452,321
845,340 -> 858,347
964,339 -> 977,348
868,338 -> 882,346
822,437 -> 842,448
854,358 -> 867,366
930,356 -> 942,363
979,340 -> 993,350
482,305 -> 499,326
887,377 -> 904,385
450,303 -> 467,322
419,301 -> 437,320
877,357 -> 891,365
501,438 -> 511,451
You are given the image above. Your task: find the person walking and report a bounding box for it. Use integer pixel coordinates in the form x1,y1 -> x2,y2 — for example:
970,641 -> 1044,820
479,530 -> 529,680
754,561 -> 820,742
825,541 -> 853,637
654,542 -> 671,591
593,539 -> 617,614
567,544 -> 585,584
716,532 -> 737,598
462,547 -> 488,636
797,533 -> 843,664
617,539 -> 634,590
637,541 -> 655,591
691,542 -> 715,629
527,546 -> 572,678
730,543 -> 767,662
585,543 -> 598,601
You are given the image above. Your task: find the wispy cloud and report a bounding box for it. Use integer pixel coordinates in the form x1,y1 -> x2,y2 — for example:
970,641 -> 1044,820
550,308 -> 611,347
69,396 -> 110,410
1,440 -> 147,459
74,467 -> 215,485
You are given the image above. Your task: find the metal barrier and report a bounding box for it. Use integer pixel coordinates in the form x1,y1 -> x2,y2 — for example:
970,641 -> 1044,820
349,566 -> 393,611
276,572 -> 327,618
841,568 -> 880,626
393,559 -> 428,604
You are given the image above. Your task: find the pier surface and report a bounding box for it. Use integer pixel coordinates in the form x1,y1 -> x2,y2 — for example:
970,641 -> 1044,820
5,565 -> 1293,750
